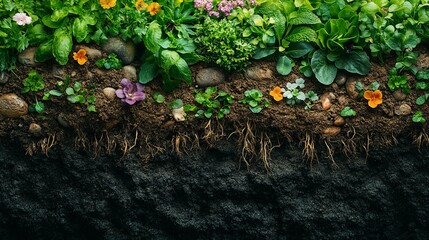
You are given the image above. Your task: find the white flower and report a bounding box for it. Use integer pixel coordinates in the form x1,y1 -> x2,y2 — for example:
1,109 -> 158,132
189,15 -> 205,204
13,12 -> 32,26
297,91 -> 306,101
286,82 -> 297,90
283,90 -> 293,99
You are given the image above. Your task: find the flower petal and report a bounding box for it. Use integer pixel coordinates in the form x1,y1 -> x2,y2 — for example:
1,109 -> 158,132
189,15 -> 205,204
120,78 -> 131,88
125,98 -> 136,105
363,90 -> 373,100
115,89 -> 125,98
368,100 -> 377,108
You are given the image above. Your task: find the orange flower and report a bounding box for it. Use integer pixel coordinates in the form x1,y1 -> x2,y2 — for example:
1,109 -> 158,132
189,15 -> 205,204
147,2 -> 161,15
73,49 -> 88,65
364,89 -> 382,108
100,0 -> 116,9
135,0 -> 148,10
269,86 -> 283,101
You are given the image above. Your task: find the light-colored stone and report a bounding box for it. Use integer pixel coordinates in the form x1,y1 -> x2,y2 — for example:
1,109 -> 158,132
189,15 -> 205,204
345,78 -> 359,99
334,116 -> 345,126
103,87 -> 117,100
172,106 -> 186,122
335,72 -> 347,86
320,92 -> 335,110
245,66 -> 273,81
392,90 -> 407,101
28,123 -> 42,134
0,71 -> 9,84
70,71 -> 77,77
18,47 -> 37,66
322,126 -> 341,137
394,104 -> 412,116
103,37 -> 136,64
0,93 -> 28,118
196,67 -> 225,87
122,65 -> 137,81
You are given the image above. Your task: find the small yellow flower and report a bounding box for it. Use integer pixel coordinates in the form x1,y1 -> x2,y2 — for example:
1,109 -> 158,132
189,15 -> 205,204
269,86 -> 283,102
135,0 -> 148,11
73,49 -> 88,65
147,2 -> 161,16
364,89 -> 382,108
100,0 -> 116,9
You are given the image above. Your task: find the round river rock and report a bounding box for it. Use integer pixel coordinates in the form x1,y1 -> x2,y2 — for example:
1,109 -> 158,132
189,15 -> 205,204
0,93 -> 28,118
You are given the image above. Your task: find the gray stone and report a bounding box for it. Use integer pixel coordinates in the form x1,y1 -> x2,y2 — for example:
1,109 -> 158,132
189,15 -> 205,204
57,113 -> 70,128
122,65 -> 137,81
103,37 -> 136,64
0,71 -> 9,84
335,72 -> 347,86
0,93 -> 28,118
245,66 -> 273,81
394,104 -> 411,116
196,68 -> 225,87
18,47 -> 37,66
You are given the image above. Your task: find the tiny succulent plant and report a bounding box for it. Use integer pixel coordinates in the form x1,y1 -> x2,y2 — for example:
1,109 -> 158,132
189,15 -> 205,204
115,78 -> 145,105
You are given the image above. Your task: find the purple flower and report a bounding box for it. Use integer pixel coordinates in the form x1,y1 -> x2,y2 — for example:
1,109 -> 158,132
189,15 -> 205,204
13,12 -> 32,26
115,78 -> 145,105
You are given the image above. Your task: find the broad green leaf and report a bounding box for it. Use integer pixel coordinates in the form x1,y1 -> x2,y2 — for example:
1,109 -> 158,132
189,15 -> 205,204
335,51 -> 371,75
72,18 -> 88,43
138,59 -> 159,84
311,50 -> 337,85
35,40 -> 53,62
253,48 -> 276,59
289,9 -> 321,25
285,26 -> 317,43
169,99 -> 183,109
52,28 -> 72,65
144,21 -> 162,54
285,42 -> 314,58
416,95 -> 427,105
276,56 -> 294,75
152,92 -> 165,103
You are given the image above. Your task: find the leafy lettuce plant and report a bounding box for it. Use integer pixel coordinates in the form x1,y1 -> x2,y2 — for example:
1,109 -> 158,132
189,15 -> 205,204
239,89 -> 269,113
185,87 -> 234,119
21,70 -> 45,93
311,7 -> 370,85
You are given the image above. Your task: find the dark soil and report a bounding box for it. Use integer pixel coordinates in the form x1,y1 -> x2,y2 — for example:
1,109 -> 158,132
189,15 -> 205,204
0,137 -> 428,240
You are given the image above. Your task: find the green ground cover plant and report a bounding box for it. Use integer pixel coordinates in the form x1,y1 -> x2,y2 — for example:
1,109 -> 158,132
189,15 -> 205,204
3,0 -> 429,124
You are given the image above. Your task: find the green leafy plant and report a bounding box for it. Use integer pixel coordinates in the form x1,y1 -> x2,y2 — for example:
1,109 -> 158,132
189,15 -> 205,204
311,9 -> 370,85
29,100 -> 45,114
195,17 -> 256,71
340,106 -> 357,117
169,99 -> 183,109
412,111 -> 426,123
387,68 -> 410,94
138,21 -> 198,92
239,89 -> 269,113
95,53 -> 122,70
42,76 -> 96,112
21,70 -> 45,93
152,92 -> 165,103
186,87 -> 234,119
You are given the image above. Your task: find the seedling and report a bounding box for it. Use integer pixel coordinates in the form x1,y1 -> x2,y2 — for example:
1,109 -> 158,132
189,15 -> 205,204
340,106 -> 357,117
412,111 -> 426,123
153,92 -> 165,103
22,70 -> 45,93
387,69 -> 410,94
95,53 -> 122,70
186,87 -> 234,119
29,100 -> 45,114
239,89 -> 269,113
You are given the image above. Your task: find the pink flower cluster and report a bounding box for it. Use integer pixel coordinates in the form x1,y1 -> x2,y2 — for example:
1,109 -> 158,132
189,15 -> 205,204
12,12 -> 32,26
194,0 -> 256,17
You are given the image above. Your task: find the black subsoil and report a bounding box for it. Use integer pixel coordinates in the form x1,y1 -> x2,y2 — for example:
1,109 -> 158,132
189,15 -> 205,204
1,47 -> 429,239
